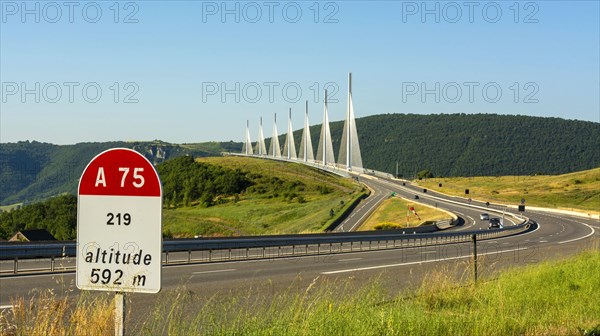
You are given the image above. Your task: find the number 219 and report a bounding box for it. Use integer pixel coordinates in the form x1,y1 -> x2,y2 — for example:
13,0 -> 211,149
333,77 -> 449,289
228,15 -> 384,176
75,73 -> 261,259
107,213 -> 131,225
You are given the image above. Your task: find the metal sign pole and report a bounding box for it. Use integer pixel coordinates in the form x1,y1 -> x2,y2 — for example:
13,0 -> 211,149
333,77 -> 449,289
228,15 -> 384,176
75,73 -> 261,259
472,234 -> 478,283
115,292 -> 125,336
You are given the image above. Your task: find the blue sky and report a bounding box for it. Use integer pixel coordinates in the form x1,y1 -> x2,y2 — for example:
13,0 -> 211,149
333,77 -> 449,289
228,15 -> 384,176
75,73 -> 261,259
1,1 -> 598,144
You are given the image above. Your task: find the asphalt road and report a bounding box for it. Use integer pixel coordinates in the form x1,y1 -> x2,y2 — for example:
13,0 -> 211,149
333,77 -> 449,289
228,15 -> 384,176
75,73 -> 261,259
334,176 -> 391,232
1,175 -> 597,324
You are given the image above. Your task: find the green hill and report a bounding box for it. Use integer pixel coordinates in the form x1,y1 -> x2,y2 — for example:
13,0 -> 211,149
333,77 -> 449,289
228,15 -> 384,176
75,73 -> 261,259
161,156 -> 364,237
417,167 -> 600,214
1,113 -> 598,206
0,156 -> 363,239
0,140 -> 240,205
315,113 -> 599,178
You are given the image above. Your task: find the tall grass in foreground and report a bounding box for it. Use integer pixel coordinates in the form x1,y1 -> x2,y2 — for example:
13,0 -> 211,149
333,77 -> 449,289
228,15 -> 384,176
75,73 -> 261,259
2,250 -> 599,335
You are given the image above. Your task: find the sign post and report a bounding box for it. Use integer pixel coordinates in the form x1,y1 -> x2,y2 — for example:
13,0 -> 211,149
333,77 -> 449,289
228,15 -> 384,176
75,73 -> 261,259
76,148 -> 162,334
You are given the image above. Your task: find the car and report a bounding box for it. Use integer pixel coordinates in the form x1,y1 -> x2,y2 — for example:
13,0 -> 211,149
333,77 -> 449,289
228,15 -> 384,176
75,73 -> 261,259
488,218 -> 501,229
480,213 -> 489,220
414,195 -> 419,200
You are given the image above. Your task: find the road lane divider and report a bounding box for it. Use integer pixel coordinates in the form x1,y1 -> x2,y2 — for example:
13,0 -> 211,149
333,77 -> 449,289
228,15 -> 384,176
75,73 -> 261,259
320,247 -> 529,275
192,269 -> 237,275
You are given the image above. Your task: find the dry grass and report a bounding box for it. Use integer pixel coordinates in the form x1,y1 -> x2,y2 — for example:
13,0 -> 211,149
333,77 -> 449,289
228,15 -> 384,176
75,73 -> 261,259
360,196 -> 453,230
417,167 -> 600,214
1,247 -> 599,335
1,290 -> 113,336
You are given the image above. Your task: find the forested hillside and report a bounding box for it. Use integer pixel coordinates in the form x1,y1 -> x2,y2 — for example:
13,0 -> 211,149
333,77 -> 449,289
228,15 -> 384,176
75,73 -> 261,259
0,140 -> 241,205
351,114 -> 599,178
0,157 -> 361,239
1,114 -> 598,206
285,113 -> 598,178
0,194 -> 76,240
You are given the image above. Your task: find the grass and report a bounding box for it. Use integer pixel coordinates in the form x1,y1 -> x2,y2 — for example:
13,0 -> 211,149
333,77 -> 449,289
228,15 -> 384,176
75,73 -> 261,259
0,203 -> 23,212
416,167 -> 600,215
360,196 -> 453,231
162,157 -> 363,237
2,248 -> 599,335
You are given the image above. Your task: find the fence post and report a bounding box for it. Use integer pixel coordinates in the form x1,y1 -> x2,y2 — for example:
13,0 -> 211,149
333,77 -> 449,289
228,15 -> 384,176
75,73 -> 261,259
472,234 -> 478,283
165,252 -> 169,265
14,258 -> 18,274
188,250 -> 192,263
51,256 -> 55,272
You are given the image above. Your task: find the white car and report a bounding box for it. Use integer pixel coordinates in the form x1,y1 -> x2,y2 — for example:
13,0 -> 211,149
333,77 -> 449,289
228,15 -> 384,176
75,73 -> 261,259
480,213 -> 489,220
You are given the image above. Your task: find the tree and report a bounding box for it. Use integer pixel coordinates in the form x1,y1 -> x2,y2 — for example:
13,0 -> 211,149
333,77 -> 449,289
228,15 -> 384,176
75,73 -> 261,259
417,170 -> 434,179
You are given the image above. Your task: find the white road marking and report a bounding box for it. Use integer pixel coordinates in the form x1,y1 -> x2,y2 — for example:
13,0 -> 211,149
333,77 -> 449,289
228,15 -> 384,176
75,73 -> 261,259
0,305 -> 13,309
192,269 -> 236,275
337,258 -> 363,262
349,193 -> 387,231
558,222 -> 596,244
321,247 -> 529,275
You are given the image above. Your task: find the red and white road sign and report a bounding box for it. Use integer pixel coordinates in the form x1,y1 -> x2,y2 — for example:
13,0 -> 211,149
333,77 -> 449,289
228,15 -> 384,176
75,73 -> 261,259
76,148 -> 162,293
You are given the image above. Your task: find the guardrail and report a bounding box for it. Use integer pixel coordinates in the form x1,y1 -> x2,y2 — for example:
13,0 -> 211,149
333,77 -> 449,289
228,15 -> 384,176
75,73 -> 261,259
225,153 -> 350,178
0,220 -> 534,276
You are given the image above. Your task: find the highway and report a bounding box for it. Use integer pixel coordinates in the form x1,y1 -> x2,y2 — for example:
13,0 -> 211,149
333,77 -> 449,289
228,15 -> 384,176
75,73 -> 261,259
0,174 -> 597,323
334,177 -> 391,232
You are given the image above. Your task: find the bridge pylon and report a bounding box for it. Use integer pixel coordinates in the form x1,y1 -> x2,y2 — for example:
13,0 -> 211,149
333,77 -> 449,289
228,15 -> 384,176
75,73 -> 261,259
242,120 -> 254,155
255,117 -> 267,155
282,108 -> 297,160
338,72 -> 363,172
269,113 -> 282,158
298,100 -> 315,163
316,90 -> 335,167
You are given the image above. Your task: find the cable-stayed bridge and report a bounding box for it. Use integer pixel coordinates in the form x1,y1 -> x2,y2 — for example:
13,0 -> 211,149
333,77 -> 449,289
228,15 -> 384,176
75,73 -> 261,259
240,73 -> 364,177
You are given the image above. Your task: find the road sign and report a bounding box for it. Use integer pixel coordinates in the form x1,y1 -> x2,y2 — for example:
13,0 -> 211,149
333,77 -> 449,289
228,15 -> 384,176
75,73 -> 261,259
76,148 -> 162,294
